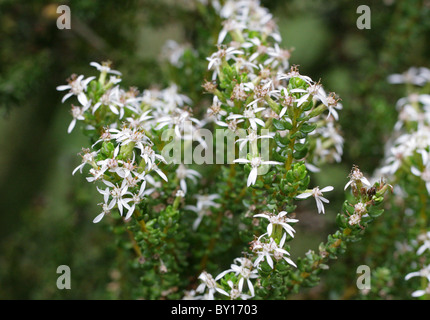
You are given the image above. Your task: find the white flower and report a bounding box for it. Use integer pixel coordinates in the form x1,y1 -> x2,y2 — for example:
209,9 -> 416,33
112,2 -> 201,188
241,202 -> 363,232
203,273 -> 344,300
344,166 -> 371,190
217,18 -> 247,44
227,107 -> 266,131
176,164 -> 201,193
146,162 -> 168,182
215,257 -> 258,297
140,145 -> 166,169
296,186 -> 334,214
72,148 -> 98,175
225,280 -> 253,300
411,162 -> 430,194
67,100 -> 92,133
235,129 -> 273,151
264,43 -> 291,71
278,66 -> 313,87
115,158 -> 137,179
216,118 -> 245,133
253,211 -> 298,238
380,144 -> 411,176
90,61 -> 122,76
325,92 -> 343,121
57,74 -> 95,106
252,233 -> 296,269
92,86 -> 124,117
417,231 -> 430,255
405,265 -> 430,281
196,271 -> 229,300
185,194 -> 220,230
126,110 -> 153,129
86,166 -> 107,183
246,80 -> 275,108
207,46 -> 244,80
93,202 -> 115,223
155,109 -> 201,140
98,180 -> 131,216
123,192 -> 145,220
292,81 -> 327,108
233,156 -> 282,187
206,96 -> 228,122
387,67 -> 430,86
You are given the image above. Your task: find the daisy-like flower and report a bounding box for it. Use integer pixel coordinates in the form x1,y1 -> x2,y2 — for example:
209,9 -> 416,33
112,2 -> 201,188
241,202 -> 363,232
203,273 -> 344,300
278,65 -> 313,86
176,164 -> 201,194
98,180 -> 131,216
123,191 -> 145,220
126,110 -> 153,129
296,186 -> 334,214
380,144 -> 411,176
405,265 -> 430,281
72,148 -> 98,175
264,43 -> 291,71
206,96 -> 228,122
387,67 -> 430,86
196,271 -> 229,300
86,166 -> 107,183
90,61 -> 122,76
146,162 -> 168,182
217,18 -> 247,44
411,162 -> 430,194
225,280 -> 253,300
253,210 -> 298,238
115,158 -> 137,179
235,129 -> 273,151
109,126 -> 152,158
185,194 -> 220,230
91,127 -> 113,148
241,37 -> 268,62
215,257 -> 258,297
57,74 -> 95,106
207,46 -> 244,72
233,156 -> 282,187
292,80 -> 327,108
246,80 -> 275,108
140,145 -> 166,169
67,100 -> 92,133
92,86 -> 124,116
207,46 -> 244,81
417,231 -> 430,255
93,201 -> 115,223
227,107 -> 266,131
155,109 -> 201,140
344,166 -> 371,191
216,118 -> 245,133
251,233 -> 296,269
231,82 -> 249,101
325,92 -> 343,121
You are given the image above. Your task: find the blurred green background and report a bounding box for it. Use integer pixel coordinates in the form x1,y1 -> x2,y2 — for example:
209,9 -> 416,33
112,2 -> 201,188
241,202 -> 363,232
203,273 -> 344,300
0,0 -> 429,299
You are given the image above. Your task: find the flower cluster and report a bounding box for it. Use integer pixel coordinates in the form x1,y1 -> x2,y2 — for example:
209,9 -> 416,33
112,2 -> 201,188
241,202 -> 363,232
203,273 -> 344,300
355,66 -> 430,299
59,0 -> 392,301
57,61 -> 207,223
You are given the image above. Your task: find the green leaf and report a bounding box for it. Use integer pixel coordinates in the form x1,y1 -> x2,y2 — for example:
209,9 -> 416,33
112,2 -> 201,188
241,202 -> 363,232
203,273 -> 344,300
300,123 -> 317,133
368,206 -> 384,218
273,118 -> 292,130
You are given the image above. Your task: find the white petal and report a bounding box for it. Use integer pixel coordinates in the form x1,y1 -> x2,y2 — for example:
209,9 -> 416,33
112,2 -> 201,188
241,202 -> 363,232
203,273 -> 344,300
93,212 -> 105,223
296,192 -> 312,199
247,168 -> 258,186
321,186 -> 334,192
